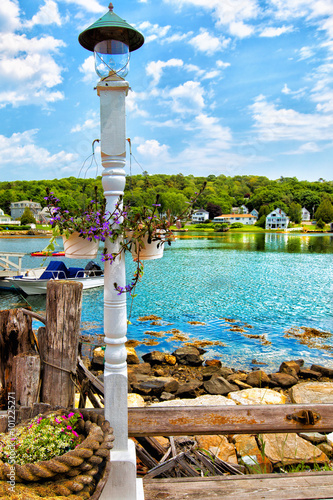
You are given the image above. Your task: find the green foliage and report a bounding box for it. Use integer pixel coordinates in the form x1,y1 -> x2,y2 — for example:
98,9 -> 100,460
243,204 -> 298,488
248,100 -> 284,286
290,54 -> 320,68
288,202 -> 302,224
20,208 -> 36,225
230,222 -> 244,228
256,215 -> 267,228
214,223 -> 229,232
316,218 -> 326,229
314,194 -> 333,223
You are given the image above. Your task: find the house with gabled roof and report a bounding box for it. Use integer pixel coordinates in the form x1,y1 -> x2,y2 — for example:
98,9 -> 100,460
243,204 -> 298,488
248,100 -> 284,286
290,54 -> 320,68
265,208 -> 289,230
213,213 -> 257,225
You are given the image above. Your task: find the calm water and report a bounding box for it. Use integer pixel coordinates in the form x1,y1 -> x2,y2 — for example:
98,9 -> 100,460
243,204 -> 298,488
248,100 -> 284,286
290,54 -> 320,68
0,232 -> 332,370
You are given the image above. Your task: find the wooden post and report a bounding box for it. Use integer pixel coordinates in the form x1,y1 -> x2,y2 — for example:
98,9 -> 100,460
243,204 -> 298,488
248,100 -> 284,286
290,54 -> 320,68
0,309 -> 35,403
12,353 -> 41,407
39,280 -> 83,407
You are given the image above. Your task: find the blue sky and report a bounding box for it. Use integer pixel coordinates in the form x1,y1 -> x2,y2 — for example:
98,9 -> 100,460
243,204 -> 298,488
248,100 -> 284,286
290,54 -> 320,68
0,0 -> 333,182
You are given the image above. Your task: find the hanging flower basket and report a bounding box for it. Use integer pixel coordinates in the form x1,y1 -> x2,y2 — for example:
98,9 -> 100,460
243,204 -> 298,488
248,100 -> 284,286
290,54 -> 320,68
131,232 -> 165,261
63,232 -> 99,259
0,409 -> 114,499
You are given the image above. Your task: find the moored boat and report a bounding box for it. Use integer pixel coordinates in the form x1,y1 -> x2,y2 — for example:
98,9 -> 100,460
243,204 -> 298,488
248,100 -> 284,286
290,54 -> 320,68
6,260 -> 104,295
31,251 -> 65,257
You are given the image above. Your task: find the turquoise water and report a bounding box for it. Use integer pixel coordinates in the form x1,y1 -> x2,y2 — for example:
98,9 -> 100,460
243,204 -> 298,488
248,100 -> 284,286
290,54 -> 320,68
0,232 -> 332,370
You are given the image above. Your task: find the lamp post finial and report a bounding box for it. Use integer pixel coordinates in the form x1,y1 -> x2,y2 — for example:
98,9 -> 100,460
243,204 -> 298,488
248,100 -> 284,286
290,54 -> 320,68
109,2 -> 113,11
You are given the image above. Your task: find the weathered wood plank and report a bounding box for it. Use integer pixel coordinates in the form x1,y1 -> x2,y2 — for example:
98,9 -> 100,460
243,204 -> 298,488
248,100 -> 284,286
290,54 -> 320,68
12,353 -> 40,406
143,471 -> 333,500
127,404 -> 333,436
39,281 -> 83,407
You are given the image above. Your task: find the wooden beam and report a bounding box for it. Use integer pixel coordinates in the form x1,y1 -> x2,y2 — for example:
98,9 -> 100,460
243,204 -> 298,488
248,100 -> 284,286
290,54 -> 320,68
127,404 -> 333,436
143,471 -> 333,500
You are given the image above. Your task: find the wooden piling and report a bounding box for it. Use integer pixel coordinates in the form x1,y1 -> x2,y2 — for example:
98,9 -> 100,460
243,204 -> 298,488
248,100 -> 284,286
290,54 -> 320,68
39,280 -> 83,407
0,308 -> 36,406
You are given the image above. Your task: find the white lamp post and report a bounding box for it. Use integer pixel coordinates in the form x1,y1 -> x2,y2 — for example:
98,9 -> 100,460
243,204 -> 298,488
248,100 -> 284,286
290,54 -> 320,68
79,5 -> 144,500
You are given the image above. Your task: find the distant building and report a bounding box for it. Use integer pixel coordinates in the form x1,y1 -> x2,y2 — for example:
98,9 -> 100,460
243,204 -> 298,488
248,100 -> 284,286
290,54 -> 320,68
192,210 -> 209,223
301,207 -> 311,221
213,213 -> 257,225
10,200 -> 42,221
265,208 -> 289,230
0,208 -> 11,223
251,209 -> 259,217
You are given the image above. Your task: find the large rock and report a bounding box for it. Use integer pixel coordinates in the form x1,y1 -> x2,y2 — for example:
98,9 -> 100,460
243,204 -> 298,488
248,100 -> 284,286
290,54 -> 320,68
142,351 -> 166,365
204,376 -> 238,395
290,381 -> 333,404
279,360 -> 301,379
246,370 -> 270,387
196,435 -> 238,464
175,380 -> 203,398
233,435 -> 272,473
228,388 -> 286,405
172,347 -> 203,366
128,393 -> 146,407
311,364 -> 333,378
269,372 -> 298,387
260,433 -> 328,465
150,394 -> 236,407
132,375 -> 179,396
126,347 -> 140,364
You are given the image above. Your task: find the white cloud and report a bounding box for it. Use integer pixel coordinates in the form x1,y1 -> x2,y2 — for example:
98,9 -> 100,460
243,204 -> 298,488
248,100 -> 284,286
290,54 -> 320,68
24,0 -> 62,28
284,142 -> 321,154
168,80 -> 205,113
146,58 -> 183,86
0,32 -> 65,107
126,90 -> 149,117
250,94 -> 333,142
189,29 -> 225,54
229,21 -> 254,38
79,54 -> 97,82
137,21 -> 171,43
260,25 -> 293,37
281,84 -> 307,98
164,0 -> 259,37
61,0 -> 105,13
137,139 -> 169,157
0,130 -> 77,174
71,112 -> 99,133
298,46 -> 314,60
0,0 -> 20,33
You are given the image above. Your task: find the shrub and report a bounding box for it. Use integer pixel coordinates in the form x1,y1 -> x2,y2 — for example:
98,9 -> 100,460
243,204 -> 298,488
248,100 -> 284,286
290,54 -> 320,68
230,222 -> 244,228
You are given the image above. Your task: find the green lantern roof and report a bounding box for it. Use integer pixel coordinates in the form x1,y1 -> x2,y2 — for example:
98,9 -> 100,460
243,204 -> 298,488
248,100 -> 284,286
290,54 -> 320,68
78,3 -> 144,52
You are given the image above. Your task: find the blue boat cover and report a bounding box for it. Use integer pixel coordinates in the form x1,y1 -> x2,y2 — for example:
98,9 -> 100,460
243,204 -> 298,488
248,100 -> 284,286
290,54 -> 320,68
39,261 -> 69,280
68,267 -> 85,278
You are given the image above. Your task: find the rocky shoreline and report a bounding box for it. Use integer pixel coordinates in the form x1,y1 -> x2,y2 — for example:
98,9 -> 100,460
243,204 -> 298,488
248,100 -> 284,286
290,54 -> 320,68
89,343 -> 333,473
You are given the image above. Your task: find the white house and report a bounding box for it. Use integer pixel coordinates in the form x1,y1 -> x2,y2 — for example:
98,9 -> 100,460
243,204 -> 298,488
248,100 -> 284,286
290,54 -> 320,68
0,208 -> 11,223
301,207 -> 311,221
251,209 -> 259,217
265,208 -> 289,230
192,209 -> 209,223
213,213 -> 257,225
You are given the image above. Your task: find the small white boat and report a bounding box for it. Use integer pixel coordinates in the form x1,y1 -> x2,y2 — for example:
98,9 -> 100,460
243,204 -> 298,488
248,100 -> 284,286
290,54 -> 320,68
6,260 -> 104,295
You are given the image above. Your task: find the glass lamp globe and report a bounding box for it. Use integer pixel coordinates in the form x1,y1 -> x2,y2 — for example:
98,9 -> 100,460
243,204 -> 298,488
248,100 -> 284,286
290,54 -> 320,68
94,39 -> 130,78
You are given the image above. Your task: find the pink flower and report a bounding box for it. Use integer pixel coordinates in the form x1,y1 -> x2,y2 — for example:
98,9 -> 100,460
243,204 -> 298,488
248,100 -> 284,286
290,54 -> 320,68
66,425 -> 72,430
72,431 -> 79,437
54,418 -> 61,424
68,412 -> 75,418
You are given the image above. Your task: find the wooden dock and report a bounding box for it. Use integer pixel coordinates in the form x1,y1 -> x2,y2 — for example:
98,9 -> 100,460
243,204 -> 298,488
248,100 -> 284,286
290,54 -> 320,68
0,251 -> 25,277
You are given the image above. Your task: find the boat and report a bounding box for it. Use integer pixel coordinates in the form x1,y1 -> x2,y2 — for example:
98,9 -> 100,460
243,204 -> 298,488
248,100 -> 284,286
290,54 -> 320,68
5,260 -> 104,295
31,251 -> 65,257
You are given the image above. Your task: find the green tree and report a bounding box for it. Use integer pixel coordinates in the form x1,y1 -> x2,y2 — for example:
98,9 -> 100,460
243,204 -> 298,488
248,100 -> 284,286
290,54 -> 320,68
288,202 -> 302,224
316,219 -> 326,229
20,208 -> 36,225
315,195 -> 333,223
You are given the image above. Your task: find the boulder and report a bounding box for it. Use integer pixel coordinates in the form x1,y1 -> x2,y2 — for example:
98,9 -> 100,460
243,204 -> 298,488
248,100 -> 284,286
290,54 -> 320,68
165,354 -> 177,365
196,435 -> 238,464
228,388 -> 286,405
127,393 -> 146,407
132,375 -> 179,396
269,372 -> 298,387
299,368 -> 322,379
227,372 -> 248,383
128,362 -> 151,375
204,376 -> 238,395
246,370 -> 270,387
205,359 -> 222,367
172,347 -> 203,366
233,434 -> 272,473
260,433 -> 328,465
279,360 -> 300,379
126,347 -> 140,364
142,351 -> 166,365
298,432 -> 327,444
92,347 -> 104,367
175,380 -> 203,398
290,381 -> 333,404
311,364 -> 333,378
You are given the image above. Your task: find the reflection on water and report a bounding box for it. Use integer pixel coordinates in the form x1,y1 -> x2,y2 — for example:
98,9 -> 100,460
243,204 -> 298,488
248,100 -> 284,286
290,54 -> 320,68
0,233 -> 332,370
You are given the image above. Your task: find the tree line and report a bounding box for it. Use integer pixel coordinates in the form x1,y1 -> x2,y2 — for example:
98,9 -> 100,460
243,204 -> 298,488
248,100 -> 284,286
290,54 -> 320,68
0,174 -> 333,223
